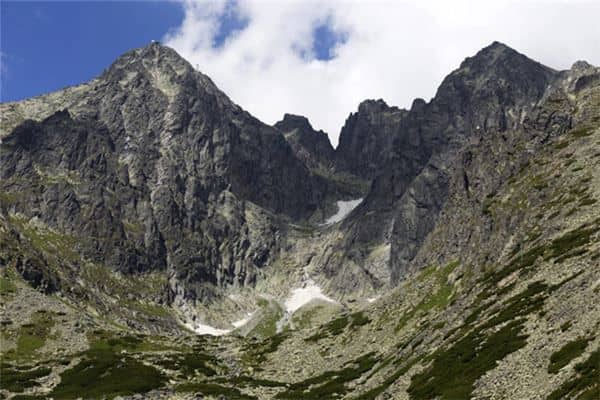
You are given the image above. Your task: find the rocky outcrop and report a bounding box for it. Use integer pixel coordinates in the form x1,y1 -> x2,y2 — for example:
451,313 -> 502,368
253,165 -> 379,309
324,41 -> 560,285
334,99 -> 408,180
275,113 -> 335,172
0,43 -> 327,301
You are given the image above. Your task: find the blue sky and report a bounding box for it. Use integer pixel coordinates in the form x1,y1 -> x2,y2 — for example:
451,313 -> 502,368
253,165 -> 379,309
1,1 -> 184,102
2,1 -> 599,144
0,0 -> 344,103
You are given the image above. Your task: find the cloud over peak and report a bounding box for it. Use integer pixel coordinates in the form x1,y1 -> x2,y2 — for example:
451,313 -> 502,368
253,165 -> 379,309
165,0 -> 600,146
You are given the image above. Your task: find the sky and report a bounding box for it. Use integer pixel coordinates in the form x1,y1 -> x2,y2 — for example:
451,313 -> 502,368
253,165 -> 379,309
2,1 -> 600,146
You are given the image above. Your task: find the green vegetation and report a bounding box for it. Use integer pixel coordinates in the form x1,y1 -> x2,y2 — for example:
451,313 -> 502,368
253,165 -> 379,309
275,353 -> 378,399
306,314 -> 349,341
127,300 -> 172,319
306,311 -> 371,342
47,333 -> 167,399
214,375 -> 286,389
547,349 -> 599,400
483,220 -> 599,289
561,321 -> 573,332
0,192 -> 23,209
122,220 -> 144,235
156,351 -> 219,377
0,363 -> 51,393
408,282 -> 548,400
8,215 -> 78,263
353,357 -> 420,400
395,261 -> 459,332
176,382 -> 257,399
349,311 -> 370,328
248,301 -> 284,338
292,304 -> 324,329
0,269 -> 17,296
548,337 -> 591,374
570,126 -> 594,138
3,310 -> 56,360
244,332 -> 289,364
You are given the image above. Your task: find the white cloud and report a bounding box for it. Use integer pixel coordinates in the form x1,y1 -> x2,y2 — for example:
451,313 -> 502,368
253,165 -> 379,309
164,0 -> 600,146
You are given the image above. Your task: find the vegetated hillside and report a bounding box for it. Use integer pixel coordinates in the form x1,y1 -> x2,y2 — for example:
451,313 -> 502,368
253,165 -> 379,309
0,43 -> 599,400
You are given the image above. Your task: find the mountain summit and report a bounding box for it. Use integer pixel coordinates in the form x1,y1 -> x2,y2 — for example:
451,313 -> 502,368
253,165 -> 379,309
1,42 -> 599,400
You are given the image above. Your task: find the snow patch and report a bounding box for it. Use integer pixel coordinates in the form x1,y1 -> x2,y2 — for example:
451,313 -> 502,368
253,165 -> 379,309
366,296 -> 380,303
284,280 -> 337,314
183,312 -> 254,336
184,321 -> 230,336
232,312 -> 254,328
324,198 -> 363,224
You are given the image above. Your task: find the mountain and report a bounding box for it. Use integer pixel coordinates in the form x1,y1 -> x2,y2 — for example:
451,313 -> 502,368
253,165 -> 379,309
334,99 -> 409,180
327,41 -> 559,288
275,113 -> 335,173
0,41 -> 598,400
0,43 -> 331,307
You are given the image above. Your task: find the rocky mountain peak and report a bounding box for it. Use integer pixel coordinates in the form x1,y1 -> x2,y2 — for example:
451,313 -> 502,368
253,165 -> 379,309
100,42 -> 234,112
106,42 -> 191,74
334,99 -> 408,180
275,114 -> 335,172
451,41 -> 556,87
571,60 -> 595,72
0,42 -> 330,302
356,99 -> 397,114
1,39 -> 599,400
274,113 -> 315,133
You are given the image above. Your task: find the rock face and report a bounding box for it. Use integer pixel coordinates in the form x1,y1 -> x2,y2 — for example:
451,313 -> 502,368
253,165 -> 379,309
275,113 -> 335,172
1,40 -> 599,400
324,41 -> 559,285
0,43 -> 327,301
334,99 -> 408,180
0,41 -> 592,302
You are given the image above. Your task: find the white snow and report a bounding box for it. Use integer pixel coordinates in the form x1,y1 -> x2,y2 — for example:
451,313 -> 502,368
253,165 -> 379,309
184,321 -> 230,336
232,312 -> 254,328
324,198 -> 363,225
184,312 -> 254,336
284,279 -> 337,314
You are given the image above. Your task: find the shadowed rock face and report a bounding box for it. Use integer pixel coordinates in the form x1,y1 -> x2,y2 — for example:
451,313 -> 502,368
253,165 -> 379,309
1,40 -> 599,400
0,40 -> 591,305
334,99 -> 409,180
0,43 -> 327,300
325,41 -> 560,285
275,113 -> 335,172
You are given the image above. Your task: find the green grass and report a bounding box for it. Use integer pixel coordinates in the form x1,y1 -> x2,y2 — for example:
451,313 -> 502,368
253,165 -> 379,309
3,311 -> 56,360
243,332 -> 289,364
275,353 -> 378,399
409,320 -> 529,400
395,261 -> 459,332
570,127 -> 594,138
483,220 -> 599,289
0,270 -> 17,296
548,337 -> 591,374
408,282 -> 548,400
292,304 -> 324,329
0,364 -> 51,393
560,321 -> 573,332
349,311 -> 371,328
353,358 -> 420,400
547,349 -> 599,400
47,334 -> 167,399
156,352 -> 219,377
8,215 -> 78,263
176,382 -> 257,399
248,302 -> 284,338
305,314 -> 350,341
